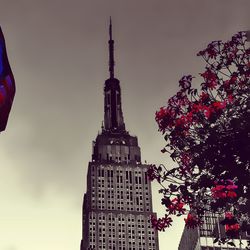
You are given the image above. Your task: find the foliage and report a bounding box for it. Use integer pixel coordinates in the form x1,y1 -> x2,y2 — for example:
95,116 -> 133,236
148,32 -> 250,243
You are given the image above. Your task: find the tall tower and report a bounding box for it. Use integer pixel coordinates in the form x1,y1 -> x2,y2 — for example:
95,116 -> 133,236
80,19 -> 160,250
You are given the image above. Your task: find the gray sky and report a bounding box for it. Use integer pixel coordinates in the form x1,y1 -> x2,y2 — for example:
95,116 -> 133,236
0,1 -> 249,250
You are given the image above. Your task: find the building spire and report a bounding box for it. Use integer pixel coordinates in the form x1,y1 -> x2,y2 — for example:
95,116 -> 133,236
108,17 -> 115,79
109,16 -> 112,40
104,18 -> 126,132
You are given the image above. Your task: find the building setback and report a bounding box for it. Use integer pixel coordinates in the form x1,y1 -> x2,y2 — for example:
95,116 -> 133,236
80,19 -> 160,250
178,212 -> 250,250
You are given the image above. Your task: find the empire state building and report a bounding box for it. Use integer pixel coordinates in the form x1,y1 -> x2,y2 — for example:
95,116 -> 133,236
80,19 -> 160,250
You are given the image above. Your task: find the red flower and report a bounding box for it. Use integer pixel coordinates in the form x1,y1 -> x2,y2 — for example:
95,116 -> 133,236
200,69 -> 218,89
184,214 -> 202,229
212,181 -> 238,199
156,107 -> 168,120
227,191 -> 237,198
151,215 -> 173,231
199,92 -> 210,104
207,80 -> 217,90
167,198 -> 186,215
226,184 -> 238,190
225,223 -> 240,232
212,101 -> 226,110
226,94 -> 234,104
229,75 -> 237,84
175,116 -> 186,127
192,103 -> 204,112
155,107 -> 176,132
213,185 -> 226,191
203,106 -> 213,119
211,185 -> 227,199
225,212 -> 234,219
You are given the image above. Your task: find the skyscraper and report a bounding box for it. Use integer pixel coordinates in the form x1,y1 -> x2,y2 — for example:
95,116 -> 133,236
80,19 -> 160,250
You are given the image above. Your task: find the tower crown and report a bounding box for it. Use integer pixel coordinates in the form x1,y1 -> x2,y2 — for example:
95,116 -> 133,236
92,19 -> 141,164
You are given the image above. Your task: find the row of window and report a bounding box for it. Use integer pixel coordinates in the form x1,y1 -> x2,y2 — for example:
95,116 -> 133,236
92,167 -> 148,184
92,205 -> 150,212
96,153 -> 140,163
89,245 -> 156,250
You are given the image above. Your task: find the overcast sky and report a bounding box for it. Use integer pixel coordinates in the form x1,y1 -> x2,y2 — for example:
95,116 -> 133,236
0,1 -> 249,250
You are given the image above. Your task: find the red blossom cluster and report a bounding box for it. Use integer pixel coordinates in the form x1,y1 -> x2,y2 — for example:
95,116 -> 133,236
151,214 -> 173,231
225,212 -> 234,219
184,214 -> 203,229
226,223 -> 240,233
223,212 -> 240,237
167,198 -> 186,215
211,180 -> 238,199
200,69 -> 218,90
149,32 -> 250,238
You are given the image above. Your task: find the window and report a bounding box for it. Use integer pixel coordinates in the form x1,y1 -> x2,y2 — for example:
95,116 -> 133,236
107,93 -> 110,104
139,177 -> 141,184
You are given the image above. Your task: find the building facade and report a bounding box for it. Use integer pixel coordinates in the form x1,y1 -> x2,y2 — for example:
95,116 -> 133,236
178,212 -> 250,250
80,19 -> 159,250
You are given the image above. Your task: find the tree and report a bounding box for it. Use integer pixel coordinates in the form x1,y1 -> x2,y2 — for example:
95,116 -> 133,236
148,32 -> 250,243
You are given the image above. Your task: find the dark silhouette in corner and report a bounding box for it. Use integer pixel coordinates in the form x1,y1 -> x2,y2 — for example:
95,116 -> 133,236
0,26 -> 15,132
